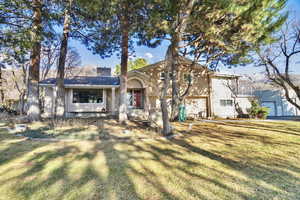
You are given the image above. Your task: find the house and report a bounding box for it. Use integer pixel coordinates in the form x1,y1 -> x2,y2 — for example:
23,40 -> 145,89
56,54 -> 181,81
39,58 -> 253,119
254,89 -> 300,118
236,77 -> 300,118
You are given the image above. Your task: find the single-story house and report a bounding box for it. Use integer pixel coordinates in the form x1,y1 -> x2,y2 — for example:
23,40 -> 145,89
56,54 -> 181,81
39,58 -> 253,119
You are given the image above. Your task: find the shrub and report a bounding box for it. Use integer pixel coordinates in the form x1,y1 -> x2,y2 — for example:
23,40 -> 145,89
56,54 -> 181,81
0,104 -> 18,115
248,101 -> 269,119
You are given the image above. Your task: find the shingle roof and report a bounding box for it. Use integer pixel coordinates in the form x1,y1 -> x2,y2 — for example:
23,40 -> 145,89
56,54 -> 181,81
39,76 -> 120,86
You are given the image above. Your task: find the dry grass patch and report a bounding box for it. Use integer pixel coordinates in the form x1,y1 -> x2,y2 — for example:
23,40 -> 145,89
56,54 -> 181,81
11,119 -> 160,140
0,120 -> 299,200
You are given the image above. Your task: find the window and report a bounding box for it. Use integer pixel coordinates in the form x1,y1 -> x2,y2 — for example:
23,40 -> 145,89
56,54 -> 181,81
184,74 -> 193,83
127,89 -> 143,109
160,72 -> 173,80
73,89 -> 103,103
220,99 -> 233,106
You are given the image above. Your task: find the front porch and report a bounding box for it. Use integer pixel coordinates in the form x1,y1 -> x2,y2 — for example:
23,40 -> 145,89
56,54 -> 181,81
65,86 -> 118,115
41,75 -> 150,119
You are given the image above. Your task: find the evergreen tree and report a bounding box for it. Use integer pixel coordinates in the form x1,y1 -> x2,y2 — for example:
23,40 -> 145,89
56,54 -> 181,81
0,0 -> 32,106
27,0 -> 43,121
77,0 -> 162,123
55,0 -> 73,118
0,64 -> 5,103
1,0 -> 59,120
145,0 -> 287,135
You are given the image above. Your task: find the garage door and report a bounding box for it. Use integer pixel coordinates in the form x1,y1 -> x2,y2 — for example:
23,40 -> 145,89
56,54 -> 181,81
185,98 -> 207,118
261,102 -> 276,116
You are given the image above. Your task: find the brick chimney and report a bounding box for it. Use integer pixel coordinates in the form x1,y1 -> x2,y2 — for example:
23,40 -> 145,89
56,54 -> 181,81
96,67 -> 111,76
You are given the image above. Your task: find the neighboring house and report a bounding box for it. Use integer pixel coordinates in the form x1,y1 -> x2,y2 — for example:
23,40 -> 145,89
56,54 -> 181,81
237,77 -> 300,117
254,89 -> 300,117
39,58 -> 252,119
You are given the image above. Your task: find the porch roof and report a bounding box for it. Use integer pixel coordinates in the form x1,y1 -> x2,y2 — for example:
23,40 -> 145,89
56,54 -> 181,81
39,76 -> 120,87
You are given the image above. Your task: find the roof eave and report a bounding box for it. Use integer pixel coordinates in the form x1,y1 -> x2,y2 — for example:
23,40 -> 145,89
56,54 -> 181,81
39,84 -> 120,88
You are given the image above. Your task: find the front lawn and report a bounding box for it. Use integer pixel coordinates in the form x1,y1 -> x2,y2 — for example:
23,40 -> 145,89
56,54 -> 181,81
11,119 -> 159,140
0,120 -> 299,200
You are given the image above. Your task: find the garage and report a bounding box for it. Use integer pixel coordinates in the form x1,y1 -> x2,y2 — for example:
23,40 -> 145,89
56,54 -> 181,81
185,98 -> 207,118
261,101 -> 276,116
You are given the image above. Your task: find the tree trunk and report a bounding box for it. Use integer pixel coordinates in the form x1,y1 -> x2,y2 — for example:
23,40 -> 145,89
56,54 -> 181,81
0,67 -> 4,103
160,46 -> 173,136
55,0 -> 72,118
169,0 -> 196,121
160,0 -> 196,134
19,91 -> 26,115
27,0 -> 42,121
281,82 -> 300,111
118,11 -> 129,123
170,35 -> 181,121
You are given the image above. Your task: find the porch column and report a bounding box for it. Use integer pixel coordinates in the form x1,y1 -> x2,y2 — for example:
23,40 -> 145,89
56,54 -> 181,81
112,87 -> 116,114
144,87 -> 149,113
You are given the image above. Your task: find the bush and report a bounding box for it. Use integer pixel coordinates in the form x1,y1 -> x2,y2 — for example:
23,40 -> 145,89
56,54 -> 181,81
248,101 -> 269,119
0,104 -> 18,115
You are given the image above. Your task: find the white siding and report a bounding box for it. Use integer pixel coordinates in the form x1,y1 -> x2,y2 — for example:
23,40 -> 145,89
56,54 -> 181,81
43,87 -> 54,117
66,89 -> 107,113
211,78 -> 235,118
185,98 -> 207,118
236,96 -> 253,114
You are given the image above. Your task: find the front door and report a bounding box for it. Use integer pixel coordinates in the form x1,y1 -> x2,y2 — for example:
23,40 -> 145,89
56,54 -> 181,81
127,89 -> 144,109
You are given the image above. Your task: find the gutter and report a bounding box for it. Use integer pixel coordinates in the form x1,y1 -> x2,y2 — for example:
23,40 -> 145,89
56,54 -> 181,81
39,84 -> 120,88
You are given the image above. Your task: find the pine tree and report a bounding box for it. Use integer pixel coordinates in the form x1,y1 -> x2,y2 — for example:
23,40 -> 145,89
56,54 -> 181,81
1,0 -> 59,120
26,0 -> 43,121
0,0 -> 32,106
0,65 -> 4,103
77,0 -> 162,123
55,0 -> 73,118
145,0 -> 287,135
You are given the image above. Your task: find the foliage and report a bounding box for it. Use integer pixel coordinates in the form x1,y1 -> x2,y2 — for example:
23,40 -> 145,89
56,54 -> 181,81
0,103 -> 18,115
141,0 -> 287,127
76,0 -> 163,122
188,0 -> 287,69
76,0 -> 162,58
0,0 -> 58,52
137,0 -> 287,68
249,100 -> 269,119
114,58 -> 148,75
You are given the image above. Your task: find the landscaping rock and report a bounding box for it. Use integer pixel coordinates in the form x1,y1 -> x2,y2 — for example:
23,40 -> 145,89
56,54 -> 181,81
7,124 -> 28,134
123,130 -> 131,134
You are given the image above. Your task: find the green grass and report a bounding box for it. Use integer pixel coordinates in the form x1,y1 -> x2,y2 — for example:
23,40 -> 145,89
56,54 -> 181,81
0,120 -> 299,200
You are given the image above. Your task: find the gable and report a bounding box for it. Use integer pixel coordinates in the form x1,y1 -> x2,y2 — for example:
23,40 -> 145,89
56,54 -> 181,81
133,57 -> 208,74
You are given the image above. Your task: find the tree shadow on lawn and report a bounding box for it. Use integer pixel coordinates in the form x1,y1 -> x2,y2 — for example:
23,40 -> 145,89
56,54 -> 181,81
168,137 -> 300,199
19,119 -> 159,141
20,126 -> 99,140
175,121 -> 300,147
0,121 -> 299,199
0,130 -> 50,166
212,121 -> 300,136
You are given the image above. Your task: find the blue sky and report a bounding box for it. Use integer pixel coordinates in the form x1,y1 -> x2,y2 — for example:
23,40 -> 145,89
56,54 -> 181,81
69,39 -> 169,68
70,0 -> 300,75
